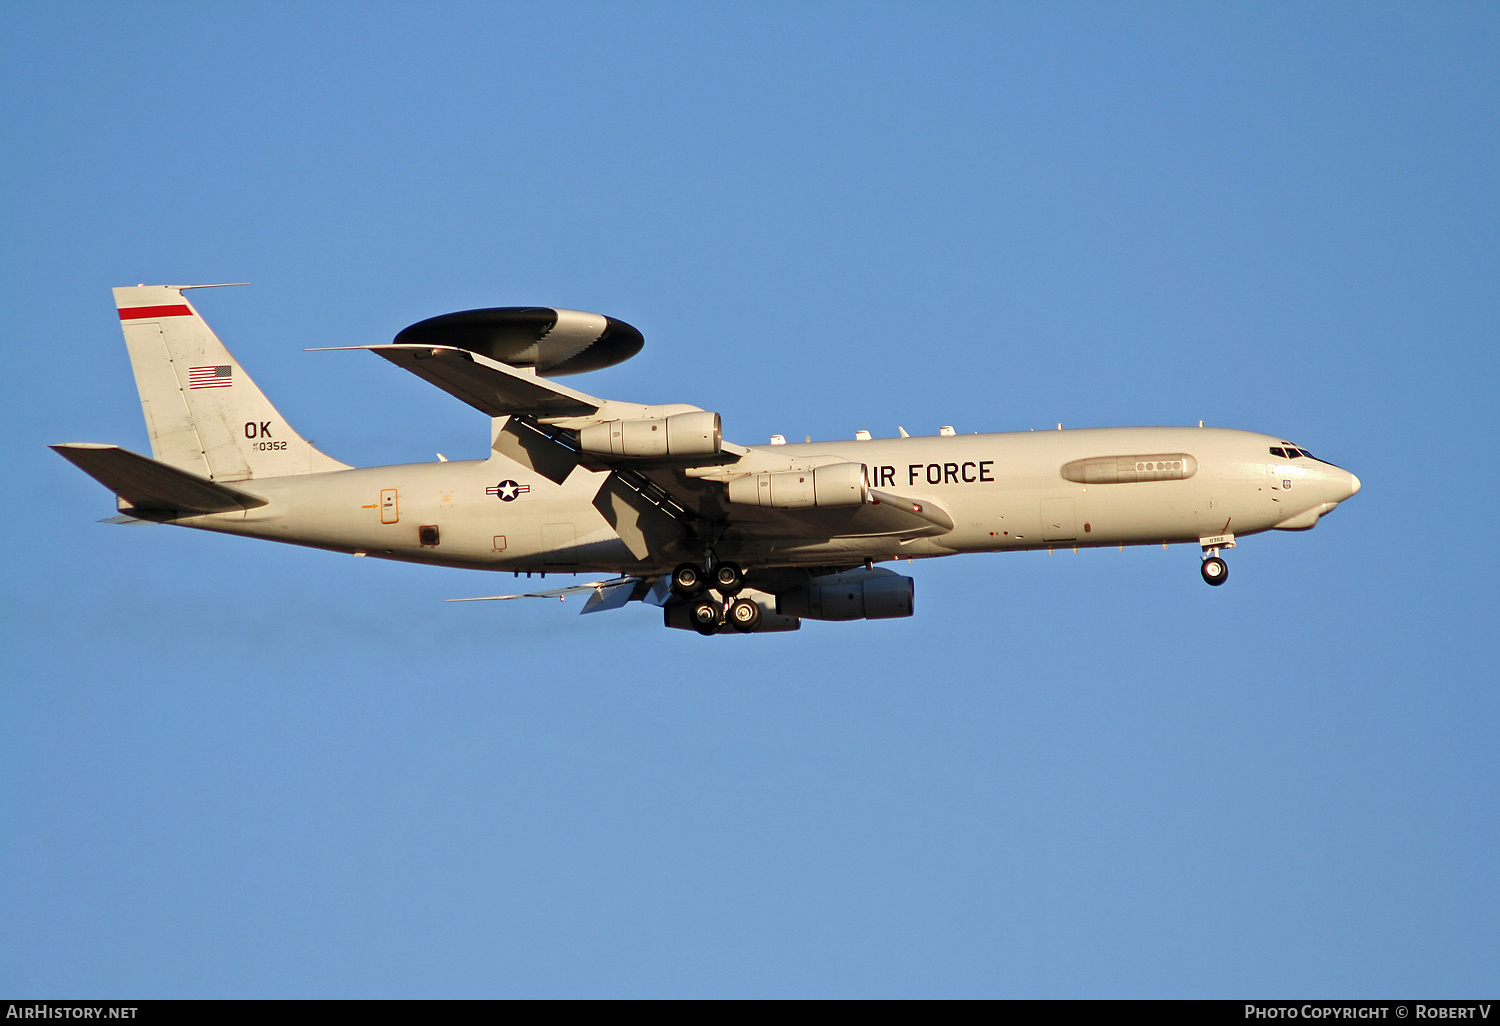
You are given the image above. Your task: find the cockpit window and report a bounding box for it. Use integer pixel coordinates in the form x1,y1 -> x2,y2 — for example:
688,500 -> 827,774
1270,447 -> 1287,457
1270,445 -> 1314,459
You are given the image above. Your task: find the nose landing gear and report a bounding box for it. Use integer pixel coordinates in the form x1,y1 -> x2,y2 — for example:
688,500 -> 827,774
1198,532 -> 1235,586
1200,555 -> 1229,585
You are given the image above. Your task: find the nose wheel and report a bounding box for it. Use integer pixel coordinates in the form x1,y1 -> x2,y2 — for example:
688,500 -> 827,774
1197,534 -> 1235,587
1201,555 -> 1229,586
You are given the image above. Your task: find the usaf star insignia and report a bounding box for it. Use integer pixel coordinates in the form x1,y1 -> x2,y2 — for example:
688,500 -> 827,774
486,480 -> 531,502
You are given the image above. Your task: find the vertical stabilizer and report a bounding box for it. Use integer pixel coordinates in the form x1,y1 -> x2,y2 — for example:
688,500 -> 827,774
113,285 -> 349,481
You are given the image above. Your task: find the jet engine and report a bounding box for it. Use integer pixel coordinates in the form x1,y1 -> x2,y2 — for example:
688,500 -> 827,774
577,411 -> 722,458
776,568 -> 914,621
726,462 -> 867,509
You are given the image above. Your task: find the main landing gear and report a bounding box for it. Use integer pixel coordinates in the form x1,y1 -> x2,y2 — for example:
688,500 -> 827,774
727,596 -> 762,633
671,562 -> 705,596
712,562 -> 744,595
672,559 -> 743,598
673,560 -> 757,634
689,597 -> 722,634
675,561 -> 744,600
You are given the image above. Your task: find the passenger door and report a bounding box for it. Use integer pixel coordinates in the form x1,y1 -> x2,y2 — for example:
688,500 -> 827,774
1040,497 -> 1077,542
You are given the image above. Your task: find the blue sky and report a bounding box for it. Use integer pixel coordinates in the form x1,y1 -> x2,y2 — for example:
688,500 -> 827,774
2,1 -> 1496,997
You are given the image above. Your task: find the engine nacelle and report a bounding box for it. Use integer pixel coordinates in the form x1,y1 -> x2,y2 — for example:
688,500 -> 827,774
577,411 -> 721,458
776,568 -> 914,621
725,461 -> 867,509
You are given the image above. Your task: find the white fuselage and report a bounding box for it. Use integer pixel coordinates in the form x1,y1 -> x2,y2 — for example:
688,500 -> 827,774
165,426 -> 1359,574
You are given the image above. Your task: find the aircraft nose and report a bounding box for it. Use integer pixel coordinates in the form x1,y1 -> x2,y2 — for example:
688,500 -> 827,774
1333,469 -> 1360,502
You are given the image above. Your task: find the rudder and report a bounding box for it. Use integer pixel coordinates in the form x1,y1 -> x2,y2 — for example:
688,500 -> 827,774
114,285 -> 349,481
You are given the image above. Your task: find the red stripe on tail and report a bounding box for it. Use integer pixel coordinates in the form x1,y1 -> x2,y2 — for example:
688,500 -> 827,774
119,305 -> 193,320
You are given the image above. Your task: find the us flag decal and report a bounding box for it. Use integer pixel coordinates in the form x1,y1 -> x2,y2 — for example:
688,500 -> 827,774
188,365 -> 233,389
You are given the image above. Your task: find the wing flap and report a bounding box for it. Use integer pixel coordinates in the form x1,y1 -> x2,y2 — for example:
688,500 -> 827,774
446,575 -> 650,614
721,501 -> 951,540
629,466 -> 954,539
446,576 -> 638,604
580,579 -> 638,613
52,443 -> 267,514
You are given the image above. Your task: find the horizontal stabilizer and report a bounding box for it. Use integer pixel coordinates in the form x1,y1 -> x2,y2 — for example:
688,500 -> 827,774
51,443 -> 267,514
312,345 -> 602,418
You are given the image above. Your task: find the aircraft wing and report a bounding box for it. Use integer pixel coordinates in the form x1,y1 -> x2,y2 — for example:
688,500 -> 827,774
333,346 -> 952,544
310,344 -> 602,418
489,416 -> 955,551
447,575 -> 660,614
712,490 -> 952,539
